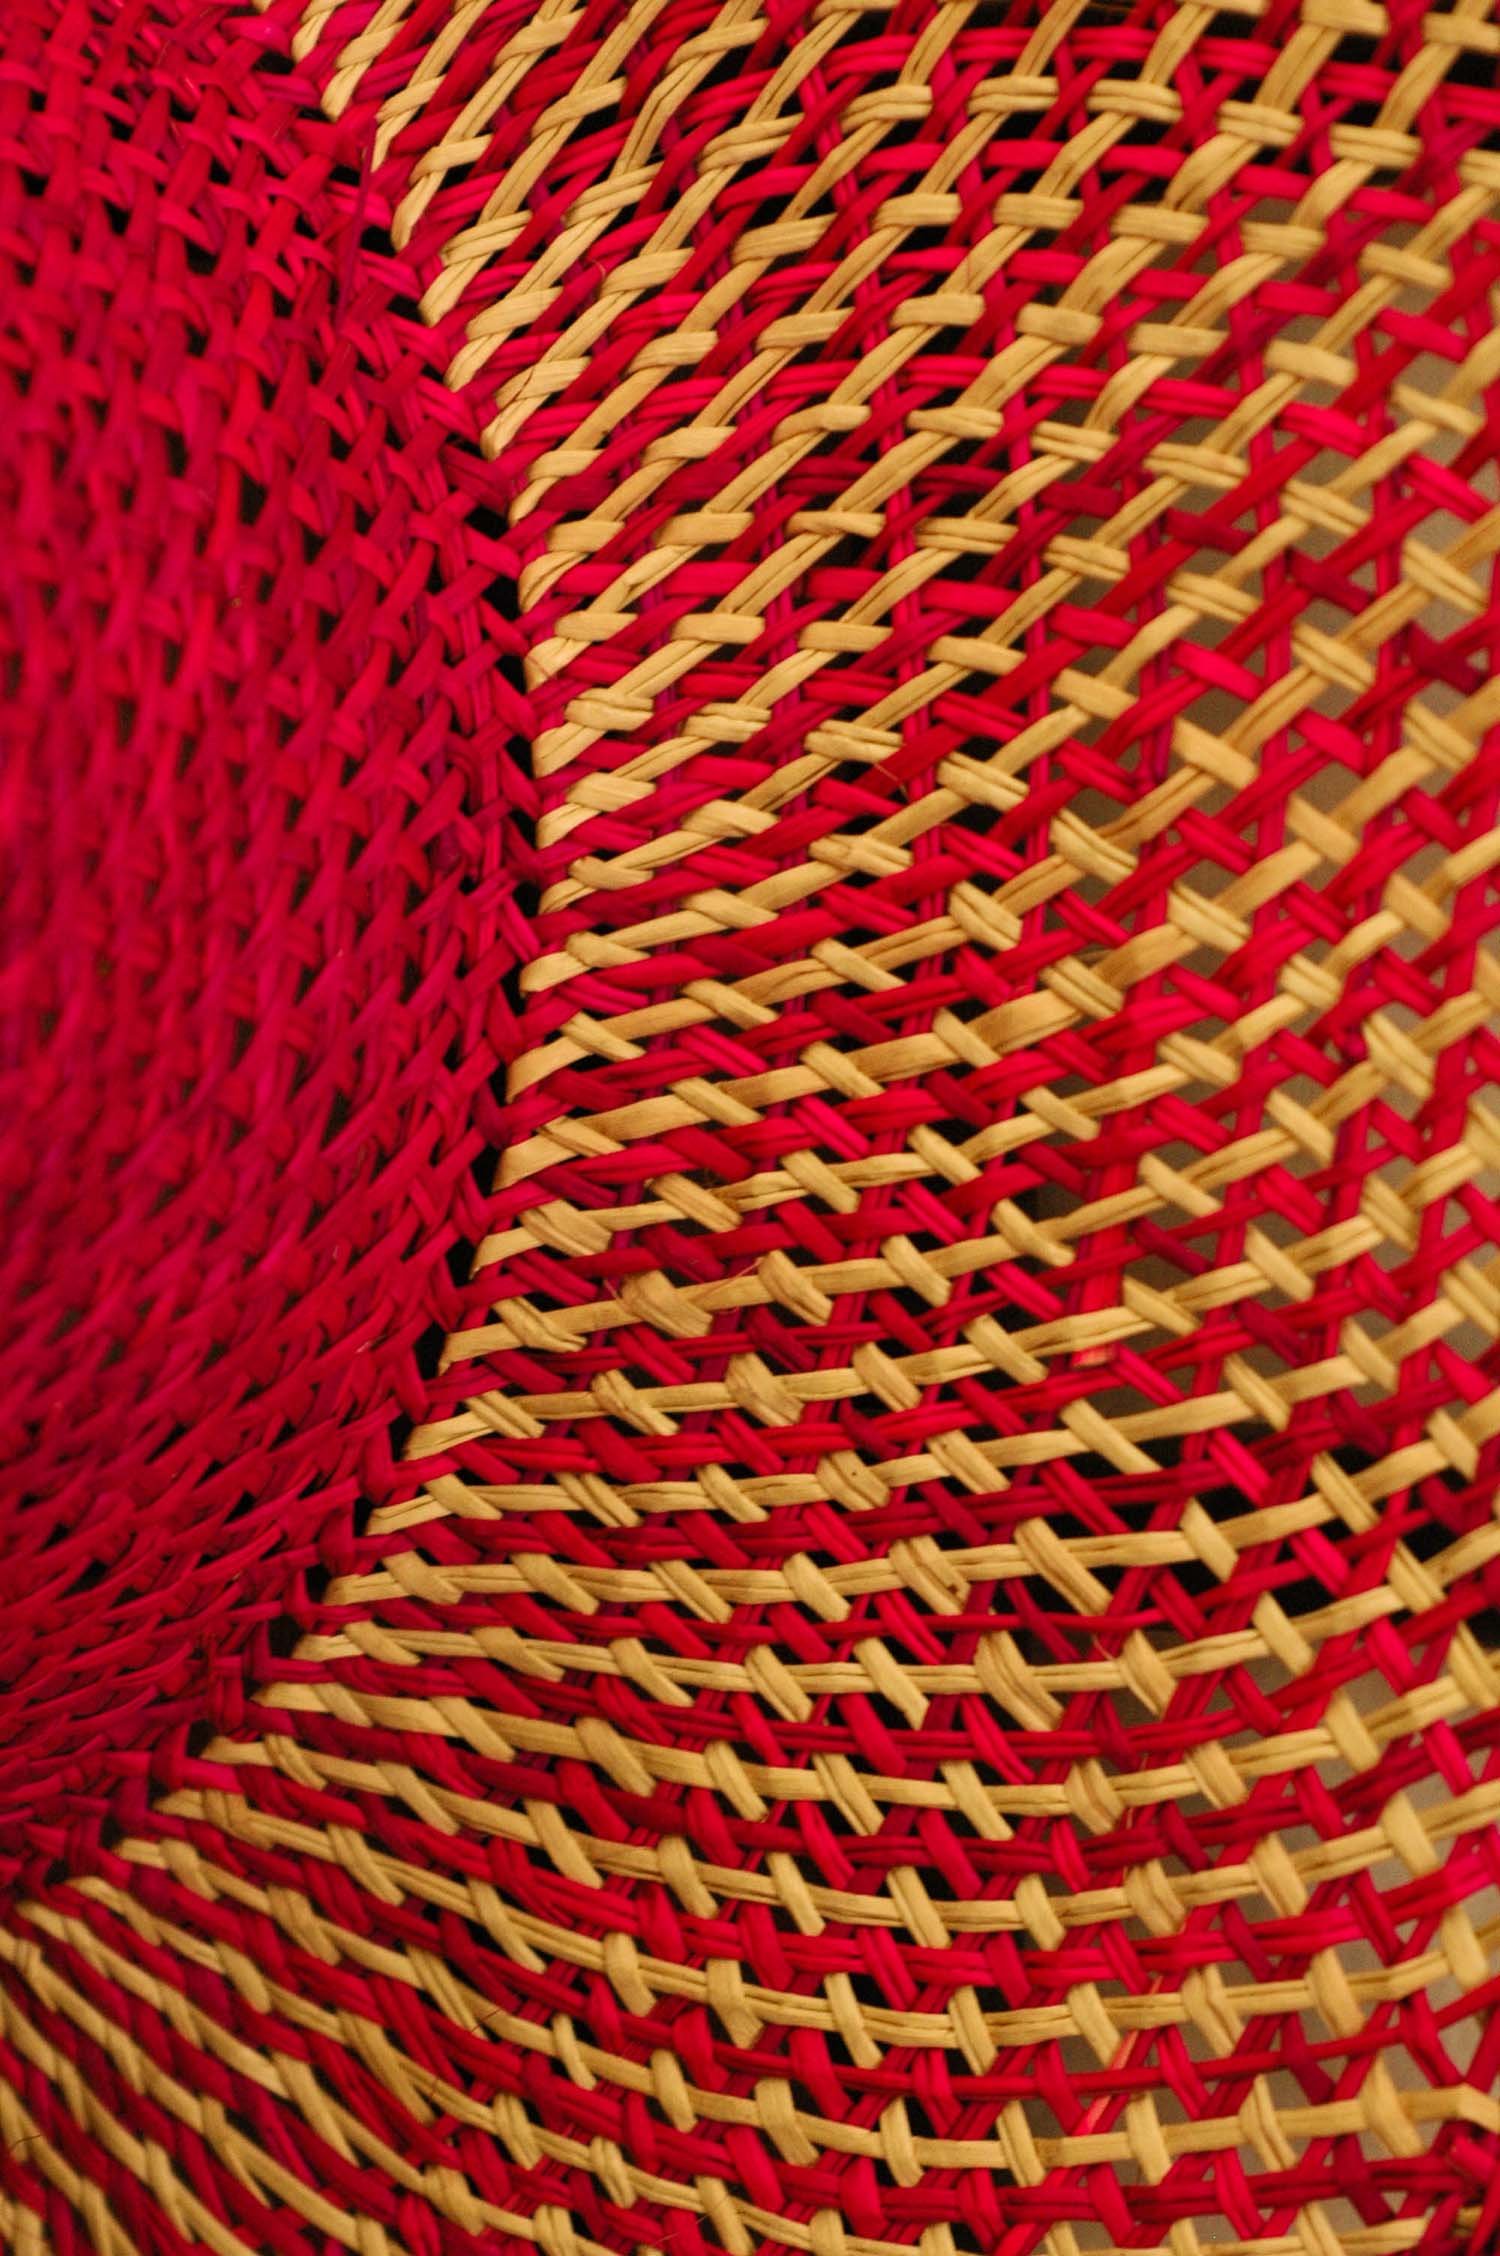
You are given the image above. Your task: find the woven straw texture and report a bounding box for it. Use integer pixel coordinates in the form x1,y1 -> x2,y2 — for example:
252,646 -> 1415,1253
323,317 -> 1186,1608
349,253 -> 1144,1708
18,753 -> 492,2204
6,1 -> 1500,2254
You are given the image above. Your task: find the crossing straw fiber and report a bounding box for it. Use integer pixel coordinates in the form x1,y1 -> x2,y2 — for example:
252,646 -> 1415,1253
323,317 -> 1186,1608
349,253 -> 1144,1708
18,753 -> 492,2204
6,0 -> 1500,2252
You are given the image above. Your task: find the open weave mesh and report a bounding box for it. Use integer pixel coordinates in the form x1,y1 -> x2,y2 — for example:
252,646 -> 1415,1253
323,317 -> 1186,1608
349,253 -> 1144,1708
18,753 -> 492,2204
5,1 -> 1500,2253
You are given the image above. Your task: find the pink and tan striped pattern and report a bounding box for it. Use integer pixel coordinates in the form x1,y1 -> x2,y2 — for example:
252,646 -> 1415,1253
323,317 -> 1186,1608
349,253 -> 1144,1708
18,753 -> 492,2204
5,1 -> 1500,2252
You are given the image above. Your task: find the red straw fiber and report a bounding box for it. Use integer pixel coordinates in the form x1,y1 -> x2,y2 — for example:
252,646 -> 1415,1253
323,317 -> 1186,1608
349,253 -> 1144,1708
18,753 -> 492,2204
4,1 -> 1500,2253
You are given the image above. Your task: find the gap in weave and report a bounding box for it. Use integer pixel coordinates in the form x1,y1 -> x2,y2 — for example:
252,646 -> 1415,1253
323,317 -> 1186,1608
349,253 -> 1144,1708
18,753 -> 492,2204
1426,1977 -> 1494,2080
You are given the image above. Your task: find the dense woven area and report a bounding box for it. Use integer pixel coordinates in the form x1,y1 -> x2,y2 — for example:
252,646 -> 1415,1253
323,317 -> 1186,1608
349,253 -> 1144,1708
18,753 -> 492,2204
5,1 -> 1500,2253
0,0 -> 530,1836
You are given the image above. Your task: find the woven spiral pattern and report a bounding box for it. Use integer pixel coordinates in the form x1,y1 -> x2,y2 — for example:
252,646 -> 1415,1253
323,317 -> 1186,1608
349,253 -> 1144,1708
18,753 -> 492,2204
5,2 -> 1500,2254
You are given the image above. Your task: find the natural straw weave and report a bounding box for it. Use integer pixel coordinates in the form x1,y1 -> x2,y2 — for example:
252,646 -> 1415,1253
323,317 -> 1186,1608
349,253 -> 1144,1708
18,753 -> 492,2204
6,1 -> 1500,2253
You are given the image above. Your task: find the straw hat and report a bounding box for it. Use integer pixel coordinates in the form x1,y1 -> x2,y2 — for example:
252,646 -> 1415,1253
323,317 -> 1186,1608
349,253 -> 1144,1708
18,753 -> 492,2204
4,0 -> 1500,2251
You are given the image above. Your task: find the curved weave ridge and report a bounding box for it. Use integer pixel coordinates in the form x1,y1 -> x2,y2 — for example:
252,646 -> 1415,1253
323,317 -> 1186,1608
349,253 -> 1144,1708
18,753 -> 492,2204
6,1 -> 1500,2254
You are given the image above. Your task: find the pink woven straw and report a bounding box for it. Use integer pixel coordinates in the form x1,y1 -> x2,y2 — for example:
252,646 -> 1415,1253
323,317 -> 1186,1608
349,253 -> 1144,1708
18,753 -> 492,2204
4,1 -> 1500,2253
